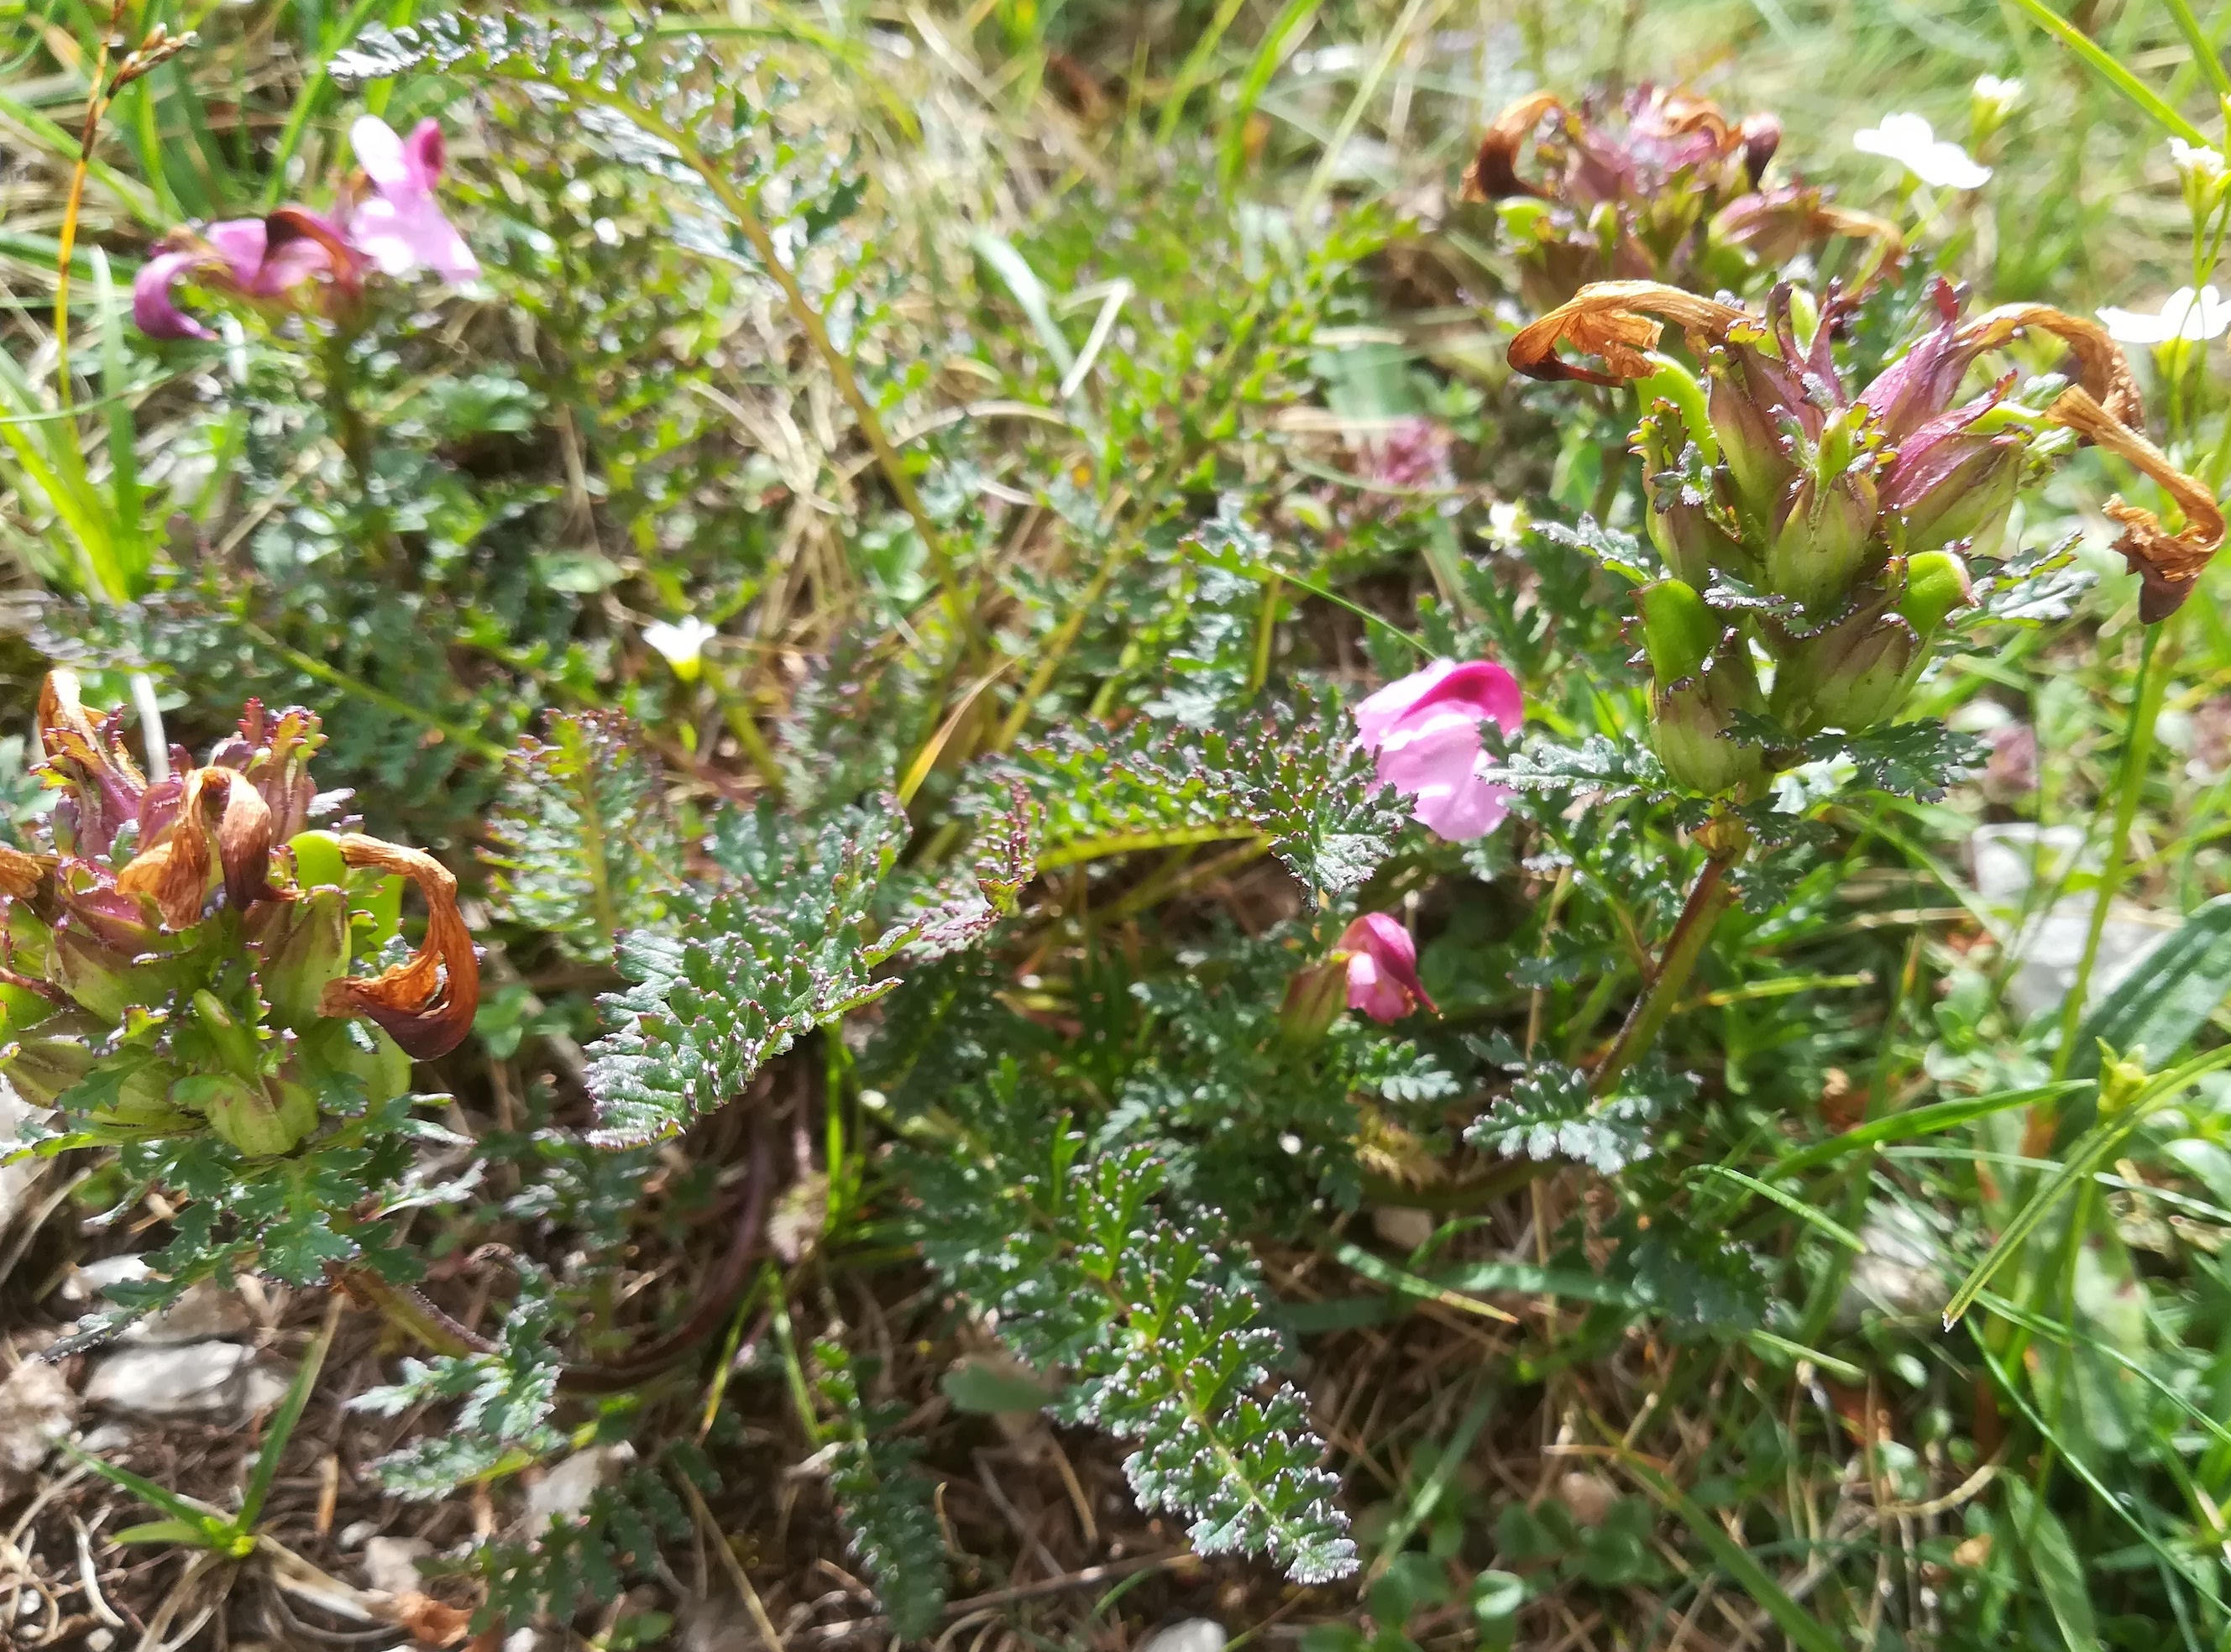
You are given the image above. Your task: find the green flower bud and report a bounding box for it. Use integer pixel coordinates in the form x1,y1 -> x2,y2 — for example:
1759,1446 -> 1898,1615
186,1072 -> 315,1158
1635,405 -> 1749,588
1280,958 -> 1349,1046
1650,629 -> 1766,795
1770,606 -> 1920,737
1898,551 -> 1973,636
191,989 -> 265,1082
1636,578 -> 1718,684
1765,409 -> 1881,615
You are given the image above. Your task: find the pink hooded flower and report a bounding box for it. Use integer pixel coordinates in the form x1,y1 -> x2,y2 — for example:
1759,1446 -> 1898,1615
346,117 -> 479,283
1339,913 -> 1438,1022
1353,658 -> 1523,840
132,209 -> 359,341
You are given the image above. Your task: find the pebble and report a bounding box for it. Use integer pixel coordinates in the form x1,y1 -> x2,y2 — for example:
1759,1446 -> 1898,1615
1138,1621 -> 1228,1652
84,1342 -> 291,1419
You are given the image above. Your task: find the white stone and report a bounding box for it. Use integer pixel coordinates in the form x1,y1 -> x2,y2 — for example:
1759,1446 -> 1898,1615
1138,1621 -> 1228,1652
0,1346 -> 76,1498
1370,1206 -> 1437,1252
524,1442 -> 634,1529
362,1534 -> 434,1597
1969,823 -> 2176,1023
84,1342 -> 292,1419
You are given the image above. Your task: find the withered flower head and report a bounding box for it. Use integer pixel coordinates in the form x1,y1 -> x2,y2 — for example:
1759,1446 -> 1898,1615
0,675 -> 479,1156
1513,276 -> 2222,789
1461,86 -> 1900,307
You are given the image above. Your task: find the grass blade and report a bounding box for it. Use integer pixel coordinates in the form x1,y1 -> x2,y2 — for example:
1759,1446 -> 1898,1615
238,1297 -> 342,1529
1611,1448 -> 1846,1652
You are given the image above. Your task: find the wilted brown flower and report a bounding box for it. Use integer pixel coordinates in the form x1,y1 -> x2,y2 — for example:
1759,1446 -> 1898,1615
1461,86 -> 1901,308
0,672 -> 479,1155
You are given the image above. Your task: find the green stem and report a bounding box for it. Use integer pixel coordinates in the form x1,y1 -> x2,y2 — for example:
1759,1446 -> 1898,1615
2053,621 -> 2173,1080
1590,832 -> 1746,1097
2003,0 -> 2210,143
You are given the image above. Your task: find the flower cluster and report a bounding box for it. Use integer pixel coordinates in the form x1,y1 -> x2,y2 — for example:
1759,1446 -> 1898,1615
1511,277 -> 2223,792
1462,86 -> 1900,309
0,674 -> 479,1156
134,117 -> 477,341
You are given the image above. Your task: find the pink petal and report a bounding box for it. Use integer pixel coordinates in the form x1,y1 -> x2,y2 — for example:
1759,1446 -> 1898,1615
404,118 -> 447,191
1340,913 -> 1439,1016
1411,771 -> 1514,841
251,235 -> 333,296
1354,657 -> 1524,751
1403,659 -> 1524,739
132,251 -> 213,340
202,218 -> 270,284
351,116 -> 412,194
347,196 -> 479,282
1354,660 -> 1461,750
1345,954 -> 1412,1022
1373,704 -> 1485,797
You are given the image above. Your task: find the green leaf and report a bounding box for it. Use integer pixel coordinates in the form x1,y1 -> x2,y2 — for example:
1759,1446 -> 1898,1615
2001,1476 -> 2099,1652
2067,893 -> 2231,1083
814,1339 -> 950,1637
115,1519 -> 225,1548
484,711 -> 683,965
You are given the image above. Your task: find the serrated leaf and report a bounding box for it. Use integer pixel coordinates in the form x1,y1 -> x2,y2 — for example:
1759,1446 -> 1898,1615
483,710 -> 682,965
1805,723 -> 1982,801
815,1340 -> 950,1636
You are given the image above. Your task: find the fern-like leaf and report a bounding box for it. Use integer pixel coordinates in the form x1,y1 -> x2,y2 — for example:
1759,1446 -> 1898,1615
585,800 -> 909,1144
483,710 -> 682,963
813,1339 -> 949,1636
910,1085 -> 1357,1583
985,682 -> 1400,895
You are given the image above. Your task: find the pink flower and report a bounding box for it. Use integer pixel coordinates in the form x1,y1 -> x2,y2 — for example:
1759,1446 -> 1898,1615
347,117 -> 479,283
1339,913 -> 1438,1022
132,208 -> 362,340
1353,658 -> 1523,840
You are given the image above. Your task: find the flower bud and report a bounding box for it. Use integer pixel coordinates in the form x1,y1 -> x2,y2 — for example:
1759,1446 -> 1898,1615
1635,578 -> 1717,684
183,1072 -> 316,1158
191,989 -> 266,1082
1280,958 -> 1349,1046
1650,629 -> 1766,794
249,885 -> 350,1029
1340,913 -> 1437,1023
1898,551 -> 1974,636
1769,598 -> 1921,737
1881,417 -> 2022,560
1765,408 -> 1881,614
1634,404 -> 1747,587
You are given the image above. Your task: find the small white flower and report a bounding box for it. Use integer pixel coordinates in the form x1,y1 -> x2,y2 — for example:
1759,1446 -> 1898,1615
2171,138 -> 2230,206
2097,285 -> 2231,345
1853,112 -> 1992,191
2171,138 -> 2228,183
1485,499 -> 1531,549
642,615 -> 718,681
1972,75 -> 2023,116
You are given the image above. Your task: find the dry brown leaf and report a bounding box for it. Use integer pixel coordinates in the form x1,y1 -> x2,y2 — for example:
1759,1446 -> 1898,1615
1508,280 -> 1749,385
2049,384 -> 2226,622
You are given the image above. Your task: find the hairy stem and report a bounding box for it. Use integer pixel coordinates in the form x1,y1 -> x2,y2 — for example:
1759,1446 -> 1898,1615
2053,620 -> 2172,1081
1591,831 -> 1747,1097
